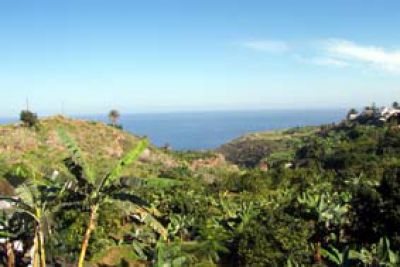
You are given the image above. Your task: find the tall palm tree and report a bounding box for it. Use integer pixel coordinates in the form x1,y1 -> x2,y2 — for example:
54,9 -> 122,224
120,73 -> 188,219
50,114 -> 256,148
58,129 -> 166,267
108,109 -> 120,126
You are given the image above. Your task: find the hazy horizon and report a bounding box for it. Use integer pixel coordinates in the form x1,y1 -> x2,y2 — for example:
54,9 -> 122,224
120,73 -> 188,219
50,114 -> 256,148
1,107 -> 350,119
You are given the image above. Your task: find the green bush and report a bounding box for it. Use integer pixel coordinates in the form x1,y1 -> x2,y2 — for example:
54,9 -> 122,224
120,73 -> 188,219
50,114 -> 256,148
159,165 -> 192,180
218,170 -> 269,193
379,167 -> 400,249
20,110 -> 38,127
237,210 -> 311,266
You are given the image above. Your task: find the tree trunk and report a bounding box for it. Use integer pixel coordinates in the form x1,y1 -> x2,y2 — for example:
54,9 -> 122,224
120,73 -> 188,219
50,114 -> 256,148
314,241 -> 322,264
35,208 -> 46,267
6,241 -> 15,267
38,225 -> 46,267
78,205 -> 98,267
33,231 -> 40,267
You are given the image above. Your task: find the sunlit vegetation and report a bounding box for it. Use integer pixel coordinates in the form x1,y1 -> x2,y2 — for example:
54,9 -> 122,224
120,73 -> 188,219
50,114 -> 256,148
1,107 -> 400,266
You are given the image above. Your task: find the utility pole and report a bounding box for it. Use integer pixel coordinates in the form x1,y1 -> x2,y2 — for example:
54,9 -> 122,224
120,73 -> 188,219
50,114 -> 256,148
61,101 -> 65,116
26,97 -> 30,111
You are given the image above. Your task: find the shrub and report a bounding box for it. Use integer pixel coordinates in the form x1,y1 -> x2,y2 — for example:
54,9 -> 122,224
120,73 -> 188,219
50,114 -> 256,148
219,170 -> 269,193
237,210 -> 311,266
219,139 -> 273,168
159,166 -> 192,180
20,110 -> 38,127
379,167 -> 400,249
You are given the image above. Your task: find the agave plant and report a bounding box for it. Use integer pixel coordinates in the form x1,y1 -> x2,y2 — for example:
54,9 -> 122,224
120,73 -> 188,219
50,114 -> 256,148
57,129 -> 166,267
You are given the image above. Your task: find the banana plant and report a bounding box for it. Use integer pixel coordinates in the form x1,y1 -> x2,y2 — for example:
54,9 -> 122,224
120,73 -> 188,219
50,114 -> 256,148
297,191 -> 351,263
344,173 -> 379,187
167,214 -> 194,241
153,239 -> 195,267
320,245 -> 358,267
196,218 -> 230,263
234,201 -> 260,234
0,164 -> 68,267
217,193 -> 260,235
286,258 -> 306,267
0,210 -> 26,267
58,129 -> 166,267
353,237 -> 399,266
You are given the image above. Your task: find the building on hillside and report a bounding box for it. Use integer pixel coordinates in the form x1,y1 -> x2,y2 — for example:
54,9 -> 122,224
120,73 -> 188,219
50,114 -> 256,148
348,106 -> 400,124
379,107 -> 400,123
348,113 -> 359,121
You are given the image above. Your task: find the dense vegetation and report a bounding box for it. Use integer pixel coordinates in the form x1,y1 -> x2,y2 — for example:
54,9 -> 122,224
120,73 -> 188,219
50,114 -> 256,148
1,107 -> 400,266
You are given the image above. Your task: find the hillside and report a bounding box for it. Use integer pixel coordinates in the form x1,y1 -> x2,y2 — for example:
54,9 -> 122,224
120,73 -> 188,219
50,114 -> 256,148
0,116 -> 238,194
0,116 -> 182,192
218,126 -> 319,168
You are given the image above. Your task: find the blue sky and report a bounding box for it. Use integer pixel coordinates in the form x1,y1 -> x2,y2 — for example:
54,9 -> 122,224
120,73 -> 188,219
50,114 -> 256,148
0,0 -> 400,116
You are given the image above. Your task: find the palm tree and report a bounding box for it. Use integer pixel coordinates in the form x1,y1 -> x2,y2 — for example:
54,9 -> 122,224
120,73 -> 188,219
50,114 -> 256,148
58,129 -> 165,267
108,109 -> 120,126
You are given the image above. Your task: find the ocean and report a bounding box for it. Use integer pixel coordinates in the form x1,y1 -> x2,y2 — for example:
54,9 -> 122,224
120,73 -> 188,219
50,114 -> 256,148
1,109 -> 346,150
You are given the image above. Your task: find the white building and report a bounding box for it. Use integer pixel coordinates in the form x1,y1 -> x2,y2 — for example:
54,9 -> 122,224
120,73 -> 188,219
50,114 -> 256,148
379,107 -> 400,122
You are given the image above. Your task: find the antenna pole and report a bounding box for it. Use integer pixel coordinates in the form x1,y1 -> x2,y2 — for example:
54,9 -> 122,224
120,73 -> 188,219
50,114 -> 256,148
61,101 -> 65,115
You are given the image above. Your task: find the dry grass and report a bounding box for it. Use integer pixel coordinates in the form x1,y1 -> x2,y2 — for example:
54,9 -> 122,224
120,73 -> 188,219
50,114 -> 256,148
0,116 -> 177,179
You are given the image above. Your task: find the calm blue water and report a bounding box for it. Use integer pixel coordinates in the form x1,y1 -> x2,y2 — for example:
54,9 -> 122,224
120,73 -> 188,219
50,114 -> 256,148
1,110 -> 346,150
83,110 -> 345,150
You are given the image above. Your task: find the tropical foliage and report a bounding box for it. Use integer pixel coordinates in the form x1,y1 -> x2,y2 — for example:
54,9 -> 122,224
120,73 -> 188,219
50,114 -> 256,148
1,108 -> 400,266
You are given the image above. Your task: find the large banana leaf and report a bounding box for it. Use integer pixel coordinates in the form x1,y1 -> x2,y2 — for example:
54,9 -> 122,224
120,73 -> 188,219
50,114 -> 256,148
97,139 -> 148,192
109,198 -> 167,238
57,128 -> 96,184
